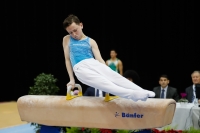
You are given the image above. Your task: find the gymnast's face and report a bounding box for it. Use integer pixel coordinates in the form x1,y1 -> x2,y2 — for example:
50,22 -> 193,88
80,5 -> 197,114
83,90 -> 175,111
66,22 -> 83,40
159,77 -> 169,88
110,50 -> 117,59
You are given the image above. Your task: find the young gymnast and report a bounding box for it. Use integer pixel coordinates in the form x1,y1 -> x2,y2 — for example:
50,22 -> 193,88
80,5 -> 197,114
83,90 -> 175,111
62,14 -> 155,102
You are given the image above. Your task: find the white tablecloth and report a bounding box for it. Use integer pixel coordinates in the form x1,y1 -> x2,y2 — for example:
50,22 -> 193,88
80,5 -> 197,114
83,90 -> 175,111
191,105 -> 200,129
158,103 -> 200,130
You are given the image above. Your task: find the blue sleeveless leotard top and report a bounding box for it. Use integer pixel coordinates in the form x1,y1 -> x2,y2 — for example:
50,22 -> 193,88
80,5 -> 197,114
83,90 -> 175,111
69,36 -> 94,67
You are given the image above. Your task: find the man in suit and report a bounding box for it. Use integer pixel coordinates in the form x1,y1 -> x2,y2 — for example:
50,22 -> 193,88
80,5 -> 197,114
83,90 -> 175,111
185,70 -> 200,103
153,74 -> 179,102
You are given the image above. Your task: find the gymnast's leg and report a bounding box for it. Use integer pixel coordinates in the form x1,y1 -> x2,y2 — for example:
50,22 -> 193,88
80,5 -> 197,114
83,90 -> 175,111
74,58 -> 155,97
90,59 -> 155,97
73,59 -> 154,101
74,65 -> 149,101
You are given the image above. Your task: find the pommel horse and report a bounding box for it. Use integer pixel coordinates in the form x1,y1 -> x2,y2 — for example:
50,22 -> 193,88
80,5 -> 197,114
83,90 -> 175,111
17,84 -> 176,130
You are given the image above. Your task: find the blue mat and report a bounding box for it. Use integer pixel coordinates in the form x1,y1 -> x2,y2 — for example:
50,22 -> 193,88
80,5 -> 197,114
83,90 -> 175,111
0,123 -> 36,133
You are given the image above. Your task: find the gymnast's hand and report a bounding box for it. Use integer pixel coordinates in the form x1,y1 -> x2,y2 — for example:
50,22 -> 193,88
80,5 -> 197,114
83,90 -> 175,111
67,80 -> 75,90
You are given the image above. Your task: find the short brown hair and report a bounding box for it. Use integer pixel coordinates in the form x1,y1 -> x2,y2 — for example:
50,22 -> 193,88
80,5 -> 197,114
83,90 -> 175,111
159,74 -> 169,80
63,14 -> 81,29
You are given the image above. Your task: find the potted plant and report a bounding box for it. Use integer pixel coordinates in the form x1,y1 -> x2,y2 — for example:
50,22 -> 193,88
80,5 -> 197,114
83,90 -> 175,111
28,73 -> 60,133
29,73 -> 60,95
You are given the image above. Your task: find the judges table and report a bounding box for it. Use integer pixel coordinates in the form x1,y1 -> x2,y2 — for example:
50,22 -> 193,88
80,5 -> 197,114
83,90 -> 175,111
158,103 -> 200,130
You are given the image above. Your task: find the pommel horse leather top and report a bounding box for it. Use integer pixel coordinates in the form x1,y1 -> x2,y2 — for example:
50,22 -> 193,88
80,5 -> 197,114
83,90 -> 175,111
17,84 -> 176,130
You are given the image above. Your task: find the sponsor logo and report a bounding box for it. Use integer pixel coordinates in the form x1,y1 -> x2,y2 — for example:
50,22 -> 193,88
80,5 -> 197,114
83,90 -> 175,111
115,112 -> 120,117
115,112 -> 144,118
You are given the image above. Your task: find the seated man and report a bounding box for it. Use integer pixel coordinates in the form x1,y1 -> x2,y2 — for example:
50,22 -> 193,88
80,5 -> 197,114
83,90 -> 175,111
185,70 -> 200,103
153,74 -> 179,102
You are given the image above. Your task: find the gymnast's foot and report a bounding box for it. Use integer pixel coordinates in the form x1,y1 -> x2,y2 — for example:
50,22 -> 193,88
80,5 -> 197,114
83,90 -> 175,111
144,90 -> 155,97
129,91 -> 149,102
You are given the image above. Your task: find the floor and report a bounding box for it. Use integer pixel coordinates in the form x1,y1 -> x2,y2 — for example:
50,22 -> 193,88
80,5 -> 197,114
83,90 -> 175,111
0,101 -> 27,128
0,101 -> 36,133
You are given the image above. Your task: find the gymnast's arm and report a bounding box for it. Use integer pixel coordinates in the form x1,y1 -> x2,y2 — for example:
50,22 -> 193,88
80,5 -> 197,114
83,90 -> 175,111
90,38 -> 106,64
63,35 -> 75,89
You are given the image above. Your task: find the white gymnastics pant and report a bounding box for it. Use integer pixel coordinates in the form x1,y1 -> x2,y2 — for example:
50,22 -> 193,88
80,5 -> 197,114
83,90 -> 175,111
73,58 -> 155,101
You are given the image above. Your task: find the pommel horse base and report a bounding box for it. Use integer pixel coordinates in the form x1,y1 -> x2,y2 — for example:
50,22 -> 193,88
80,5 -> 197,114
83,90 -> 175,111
17,84 -> 176,130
